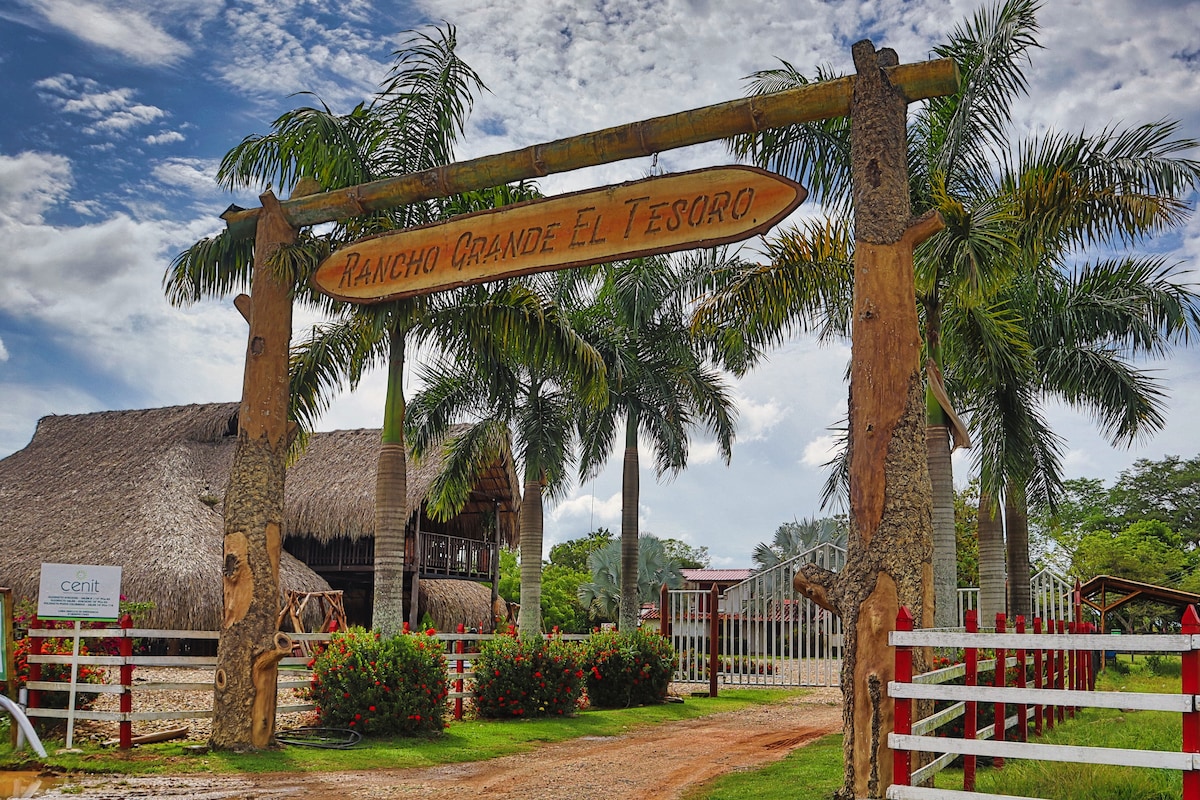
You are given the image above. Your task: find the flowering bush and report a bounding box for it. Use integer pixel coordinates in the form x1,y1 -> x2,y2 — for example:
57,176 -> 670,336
583,628 -> 674,708
12,635 -> 107,711
307,626 -> 448,736
472,633 -> 584,718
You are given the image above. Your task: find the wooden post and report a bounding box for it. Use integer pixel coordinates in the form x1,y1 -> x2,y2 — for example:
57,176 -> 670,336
209,189 -> 297,751
892,607 -> 913,788
1,589 -> 14,749
993,612 -> 1006,768
708,585 -> 720,698
790,40 -> 941,799
1182,605 -> 1199,800
964,609 -> 977,792
118,613 -> 133,750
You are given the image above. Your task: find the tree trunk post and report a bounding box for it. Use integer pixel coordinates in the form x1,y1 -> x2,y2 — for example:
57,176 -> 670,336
793,39 -> 939,798
210,190 -> 296,750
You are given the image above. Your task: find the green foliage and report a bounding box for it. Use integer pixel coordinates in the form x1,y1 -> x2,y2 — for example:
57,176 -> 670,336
548,528 -> 614,572
307,627 -> 448,736
578,534 -> 684,622
471,634 -> 584,718
582,628 -> 675,708
954,481 -> 980,588
497,548 -> 591,633
1109,455 -> 1200,546
659,538 -> 711,569
1073,519 -> 1192,586
752,515 -> 847,570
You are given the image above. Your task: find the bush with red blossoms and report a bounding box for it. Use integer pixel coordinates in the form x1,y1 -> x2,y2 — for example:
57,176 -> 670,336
583,628 -> 674,708
471,633 -> 584,718
307,626 -> 448,736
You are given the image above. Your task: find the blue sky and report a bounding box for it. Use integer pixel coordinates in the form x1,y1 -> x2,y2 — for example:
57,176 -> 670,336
2,0 -> 1200,568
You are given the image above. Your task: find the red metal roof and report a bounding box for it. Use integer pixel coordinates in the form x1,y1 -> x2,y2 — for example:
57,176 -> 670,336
681,569 -> 754,582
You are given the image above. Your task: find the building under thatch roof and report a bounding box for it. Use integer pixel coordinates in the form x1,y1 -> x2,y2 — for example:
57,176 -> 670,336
0,403 -> 329,630
0,403 -> 522,633
283,425 -> 521,628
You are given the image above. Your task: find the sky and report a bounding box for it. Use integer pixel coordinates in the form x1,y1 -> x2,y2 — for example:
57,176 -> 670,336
2,0 -> 1200,569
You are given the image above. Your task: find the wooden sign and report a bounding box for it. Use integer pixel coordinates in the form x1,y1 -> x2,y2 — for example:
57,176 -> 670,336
312,166 -> 806,303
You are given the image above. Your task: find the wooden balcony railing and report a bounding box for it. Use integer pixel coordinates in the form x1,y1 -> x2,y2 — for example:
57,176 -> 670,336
419,532 -> 496,581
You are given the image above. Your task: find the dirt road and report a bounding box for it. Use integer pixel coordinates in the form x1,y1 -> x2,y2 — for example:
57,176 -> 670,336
37,691 -> 843,800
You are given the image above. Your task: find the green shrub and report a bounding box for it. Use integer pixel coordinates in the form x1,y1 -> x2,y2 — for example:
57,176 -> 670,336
308,627 -> 448,736
472,633 -> 584,718
584,628 -> 675,708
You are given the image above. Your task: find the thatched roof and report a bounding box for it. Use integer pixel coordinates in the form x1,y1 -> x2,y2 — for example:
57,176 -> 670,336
418,579 -> 499,633
285,426 -> 520,547
0,403 -> 522,629
0,403 -> 330,630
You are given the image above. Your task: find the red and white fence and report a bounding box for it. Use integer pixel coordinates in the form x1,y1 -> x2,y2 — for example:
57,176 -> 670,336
887,605 -> 1200,800
22,620 -> 588,749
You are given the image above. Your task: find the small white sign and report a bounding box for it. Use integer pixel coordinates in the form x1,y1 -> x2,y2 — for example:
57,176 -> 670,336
37,563 -> 123,621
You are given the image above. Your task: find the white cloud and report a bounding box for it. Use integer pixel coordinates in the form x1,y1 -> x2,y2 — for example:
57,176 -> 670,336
0,151 -> 72,224
27,0 -> 190,65
35,74 -> 168,138
801,434 -> 842,469
145,131 -> 186,146
0,337 -> 8,362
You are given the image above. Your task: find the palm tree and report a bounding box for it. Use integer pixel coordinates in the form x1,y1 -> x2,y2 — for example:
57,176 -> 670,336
714,0 -> 1200,626
167,26 -> 530,636
751,516 -> 848,571
710,0 -> 1042,628
575,252 -> 739,631
958,255 -> 1200,619
578,535 -> 685,623
405,273 -> 607,638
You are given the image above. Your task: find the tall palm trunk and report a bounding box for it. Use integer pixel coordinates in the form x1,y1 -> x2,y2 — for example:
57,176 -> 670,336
1004,486 -> 1032,620
977,490 -> 1006,626
517,477 -> 545,637
618,409 -> 641,631
924,299 -> 959,629
373,330 -> 408,635
927,422 -> 958,627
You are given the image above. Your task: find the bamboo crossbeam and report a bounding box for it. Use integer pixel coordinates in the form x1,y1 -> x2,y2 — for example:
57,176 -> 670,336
222,58 -> 958,238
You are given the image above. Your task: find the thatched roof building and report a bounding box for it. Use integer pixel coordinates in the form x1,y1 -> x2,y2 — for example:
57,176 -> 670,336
0,403 -> 329,630
0,403 -> 522,632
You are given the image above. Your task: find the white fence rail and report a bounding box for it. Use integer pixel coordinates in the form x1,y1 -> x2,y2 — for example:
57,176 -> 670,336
887,605 -> 1200,800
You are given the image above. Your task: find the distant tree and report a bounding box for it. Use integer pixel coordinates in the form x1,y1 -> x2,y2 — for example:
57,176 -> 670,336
547,528 -> 615,573
751,516 -> 847,570
954,481 -> 980,589
659,538 -> 711,570
1073,520 -> 1193,588
578,535 -> 684,622
497,548 -> 590,633
1108,456 -> 1200,546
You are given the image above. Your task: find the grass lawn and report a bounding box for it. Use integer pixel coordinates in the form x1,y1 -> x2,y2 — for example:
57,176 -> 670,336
0,689 -> 801,776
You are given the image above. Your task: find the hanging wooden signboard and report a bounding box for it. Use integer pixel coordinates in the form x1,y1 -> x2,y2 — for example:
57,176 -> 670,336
312,165 -> 805,303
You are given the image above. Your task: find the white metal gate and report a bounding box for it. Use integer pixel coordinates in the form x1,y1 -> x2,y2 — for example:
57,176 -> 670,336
663,543 -> 845,688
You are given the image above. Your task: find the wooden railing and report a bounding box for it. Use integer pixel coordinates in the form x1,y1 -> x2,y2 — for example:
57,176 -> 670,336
419,532 -> 496,581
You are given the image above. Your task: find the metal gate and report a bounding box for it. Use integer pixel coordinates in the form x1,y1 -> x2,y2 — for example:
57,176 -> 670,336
663,543 -> 845,688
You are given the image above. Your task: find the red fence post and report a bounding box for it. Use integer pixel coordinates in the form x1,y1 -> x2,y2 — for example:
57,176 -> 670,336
994,612 -> 1006,768
454,623 -> 465,722
119,613 -> 133,749
1183,605 -> 1199,800
893,606 -> 914,788
708,585 -> 720,698
1015,615 -> 1027,743
28,617 -> 42,713
1068,619 -> 1078,720
1056,619 -> 1066,723
1033,617 -> 1044,738
964,609 -> 978,792
660,585 -> 670,638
